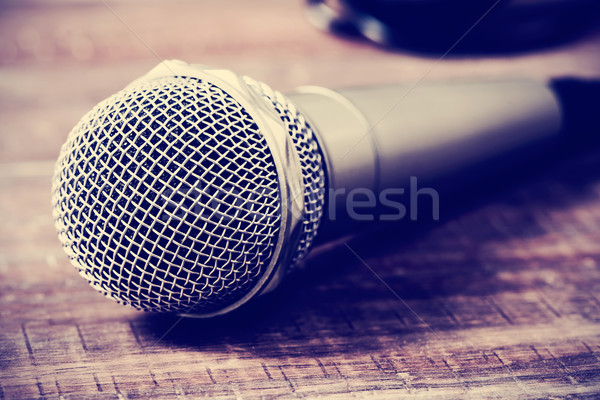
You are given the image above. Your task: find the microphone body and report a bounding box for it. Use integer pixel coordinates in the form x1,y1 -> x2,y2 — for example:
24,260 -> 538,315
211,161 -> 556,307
289,81 -> 561,212
52,60 -> 568,317
286,82 -> 563,245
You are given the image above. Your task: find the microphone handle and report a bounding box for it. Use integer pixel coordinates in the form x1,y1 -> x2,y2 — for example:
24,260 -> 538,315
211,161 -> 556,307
288,80 -> 562,201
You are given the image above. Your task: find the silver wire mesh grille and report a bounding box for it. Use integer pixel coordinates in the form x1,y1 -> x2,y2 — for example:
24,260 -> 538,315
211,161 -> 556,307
52,76 -> 282,314
245,77 -> 326,264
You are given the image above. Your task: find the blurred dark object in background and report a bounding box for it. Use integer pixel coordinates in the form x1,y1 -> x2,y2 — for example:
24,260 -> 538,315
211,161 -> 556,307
307,0 -> 600,54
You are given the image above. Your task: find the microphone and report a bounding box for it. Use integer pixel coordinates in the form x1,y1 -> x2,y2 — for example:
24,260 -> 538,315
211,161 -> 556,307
53,60 -> 581,317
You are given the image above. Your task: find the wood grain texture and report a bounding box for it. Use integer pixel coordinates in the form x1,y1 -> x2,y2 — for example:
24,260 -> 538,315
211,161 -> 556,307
1,1 -> 600,399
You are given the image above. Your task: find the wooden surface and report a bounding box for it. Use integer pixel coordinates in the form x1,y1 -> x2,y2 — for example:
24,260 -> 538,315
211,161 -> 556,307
2,1 -> 600,398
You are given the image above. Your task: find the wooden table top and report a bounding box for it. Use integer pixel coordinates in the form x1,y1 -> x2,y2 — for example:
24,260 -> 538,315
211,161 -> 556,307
1,1 -> 600,398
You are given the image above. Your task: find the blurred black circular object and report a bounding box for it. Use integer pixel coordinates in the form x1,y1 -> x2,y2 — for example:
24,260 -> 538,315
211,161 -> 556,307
306,0 -> 600,53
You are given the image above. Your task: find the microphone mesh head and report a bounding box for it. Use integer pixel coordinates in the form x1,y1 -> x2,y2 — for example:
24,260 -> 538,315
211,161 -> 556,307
244,77 -> 325,264
52,73 -> 325,315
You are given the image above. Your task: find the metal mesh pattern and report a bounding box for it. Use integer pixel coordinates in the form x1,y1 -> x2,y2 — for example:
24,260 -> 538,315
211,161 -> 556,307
244,77 -> 326,264
52,76 -> 282,314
